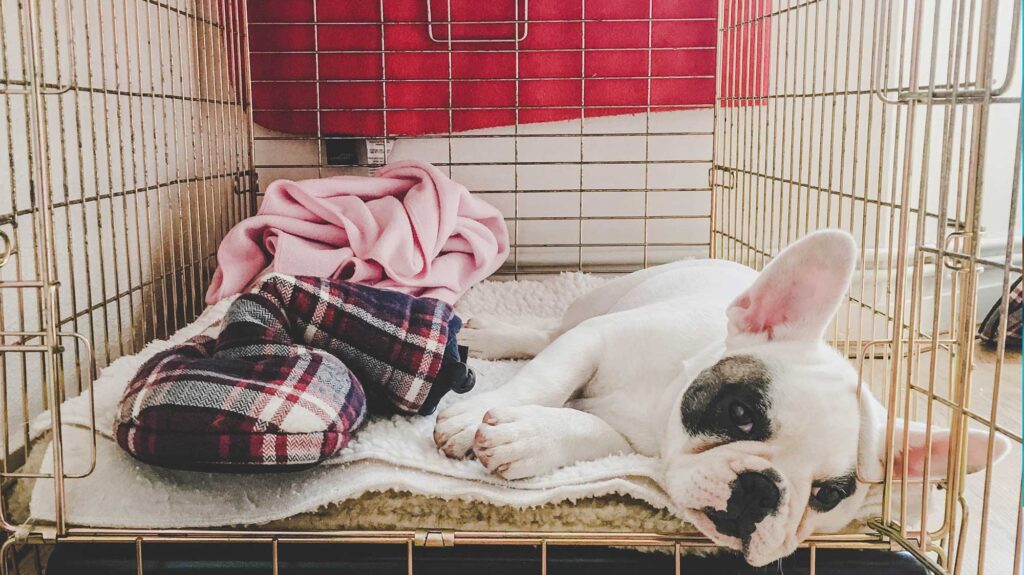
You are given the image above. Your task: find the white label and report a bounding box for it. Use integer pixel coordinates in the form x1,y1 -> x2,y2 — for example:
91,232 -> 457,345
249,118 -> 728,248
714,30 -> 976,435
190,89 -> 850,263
365,139 -> 394,166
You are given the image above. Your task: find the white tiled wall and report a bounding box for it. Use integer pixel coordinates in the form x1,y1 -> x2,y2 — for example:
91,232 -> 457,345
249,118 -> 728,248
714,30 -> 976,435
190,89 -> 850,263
254,108 -> 716,269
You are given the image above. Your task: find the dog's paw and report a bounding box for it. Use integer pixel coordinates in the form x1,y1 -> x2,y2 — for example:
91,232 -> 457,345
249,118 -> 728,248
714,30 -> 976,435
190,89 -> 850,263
472,406 -> 567,480
433,392 -> 514,458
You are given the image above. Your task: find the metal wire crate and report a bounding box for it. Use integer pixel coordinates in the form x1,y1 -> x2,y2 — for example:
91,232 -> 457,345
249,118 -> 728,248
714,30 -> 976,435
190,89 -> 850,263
714,1 -> 1022,573
0,0 -> 1020,574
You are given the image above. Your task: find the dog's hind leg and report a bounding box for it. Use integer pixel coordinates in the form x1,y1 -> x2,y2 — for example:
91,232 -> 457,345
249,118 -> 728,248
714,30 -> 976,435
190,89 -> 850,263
461,260 -> 704,360
559,259 -> 702,331
459,314 -> 558,360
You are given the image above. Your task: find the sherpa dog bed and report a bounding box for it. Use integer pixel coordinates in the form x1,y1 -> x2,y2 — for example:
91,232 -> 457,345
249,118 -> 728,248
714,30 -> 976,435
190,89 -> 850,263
15,273 -> 701,534
13,273 -> 901,575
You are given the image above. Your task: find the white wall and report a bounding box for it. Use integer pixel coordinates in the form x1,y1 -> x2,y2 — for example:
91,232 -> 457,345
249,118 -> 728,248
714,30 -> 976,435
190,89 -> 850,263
255,108 -> 717,270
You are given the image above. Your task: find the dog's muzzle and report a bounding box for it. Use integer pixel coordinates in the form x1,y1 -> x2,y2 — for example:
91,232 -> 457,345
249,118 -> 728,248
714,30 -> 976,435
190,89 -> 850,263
703,471 -> 782,541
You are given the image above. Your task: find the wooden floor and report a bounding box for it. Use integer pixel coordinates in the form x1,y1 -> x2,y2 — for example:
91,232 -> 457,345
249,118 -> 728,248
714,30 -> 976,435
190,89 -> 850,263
858,346 -> 1022,575
959,348 -> 1021,575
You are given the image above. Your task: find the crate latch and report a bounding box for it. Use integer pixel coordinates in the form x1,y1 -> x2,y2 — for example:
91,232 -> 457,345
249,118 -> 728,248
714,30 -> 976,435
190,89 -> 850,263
709,166 -> 735,189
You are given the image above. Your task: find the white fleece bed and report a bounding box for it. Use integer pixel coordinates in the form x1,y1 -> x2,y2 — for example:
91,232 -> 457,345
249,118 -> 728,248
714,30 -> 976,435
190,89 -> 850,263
26,273 -> 685,529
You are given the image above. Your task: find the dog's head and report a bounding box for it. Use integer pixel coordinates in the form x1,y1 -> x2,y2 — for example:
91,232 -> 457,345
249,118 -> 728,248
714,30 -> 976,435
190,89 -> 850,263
660,230 -> 1012,566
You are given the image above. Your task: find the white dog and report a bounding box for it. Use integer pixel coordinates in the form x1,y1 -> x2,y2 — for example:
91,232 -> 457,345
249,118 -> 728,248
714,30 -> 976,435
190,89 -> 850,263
433,230 -> 1012,566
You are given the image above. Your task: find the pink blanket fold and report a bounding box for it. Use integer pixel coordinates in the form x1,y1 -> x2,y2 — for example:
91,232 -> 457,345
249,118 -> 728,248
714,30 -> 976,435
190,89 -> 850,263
206,160 -> 509,305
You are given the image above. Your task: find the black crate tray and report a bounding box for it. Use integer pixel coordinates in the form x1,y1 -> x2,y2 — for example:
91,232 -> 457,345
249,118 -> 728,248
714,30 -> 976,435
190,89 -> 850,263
46,542 -> 927,575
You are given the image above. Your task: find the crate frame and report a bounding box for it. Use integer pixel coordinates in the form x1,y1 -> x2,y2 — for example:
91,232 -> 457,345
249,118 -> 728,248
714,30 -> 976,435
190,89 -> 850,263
0,1 -> 1021,574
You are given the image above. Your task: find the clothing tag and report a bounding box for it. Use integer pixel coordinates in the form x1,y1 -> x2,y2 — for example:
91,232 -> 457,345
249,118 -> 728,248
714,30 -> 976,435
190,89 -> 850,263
363,138 -> 395,166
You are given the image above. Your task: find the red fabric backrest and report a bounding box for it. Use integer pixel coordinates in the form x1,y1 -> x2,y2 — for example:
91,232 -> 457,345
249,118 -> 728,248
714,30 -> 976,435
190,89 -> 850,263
246,0 -> 767,137
720,0 -> 771,107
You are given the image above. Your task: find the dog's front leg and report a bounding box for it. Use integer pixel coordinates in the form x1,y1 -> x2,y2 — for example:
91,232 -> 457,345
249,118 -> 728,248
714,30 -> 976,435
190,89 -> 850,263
434,325 -> 603,458
473,406 -> 632,479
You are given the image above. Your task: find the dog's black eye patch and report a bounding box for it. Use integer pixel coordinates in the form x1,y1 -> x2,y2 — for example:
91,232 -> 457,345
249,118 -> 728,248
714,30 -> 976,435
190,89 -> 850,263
680,355 -> 773,442
809,472 -> 857,512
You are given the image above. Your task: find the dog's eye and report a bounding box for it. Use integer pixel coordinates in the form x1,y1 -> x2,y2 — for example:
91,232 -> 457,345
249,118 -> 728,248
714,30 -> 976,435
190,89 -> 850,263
811,485 -> 845,511
728,401 -> 754,434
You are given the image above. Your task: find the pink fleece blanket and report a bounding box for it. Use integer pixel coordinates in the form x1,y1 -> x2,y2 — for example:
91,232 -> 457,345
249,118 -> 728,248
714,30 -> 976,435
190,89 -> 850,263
206,160 -> 509,305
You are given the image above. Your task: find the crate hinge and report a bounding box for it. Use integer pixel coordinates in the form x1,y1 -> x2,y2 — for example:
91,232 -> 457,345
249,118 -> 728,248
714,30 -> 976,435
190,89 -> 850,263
414,529 -> 455,548
13,524 -> 57,544
233,170 -> 258,195
868,519 -> 949,575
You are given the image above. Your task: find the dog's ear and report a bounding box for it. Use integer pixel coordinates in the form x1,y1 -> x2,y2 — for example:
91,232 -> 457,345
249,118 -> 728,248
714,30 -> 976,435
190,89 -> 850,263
890,420 -> 1013,479
726,230 -> 856,345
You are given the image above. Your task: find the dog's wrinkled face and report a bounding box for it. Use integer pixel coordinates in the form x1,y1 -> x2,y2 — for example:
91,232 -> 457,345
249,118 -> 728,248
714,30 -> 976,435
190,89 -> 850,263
659,230 -> 1011,566
663,344 -> 868,566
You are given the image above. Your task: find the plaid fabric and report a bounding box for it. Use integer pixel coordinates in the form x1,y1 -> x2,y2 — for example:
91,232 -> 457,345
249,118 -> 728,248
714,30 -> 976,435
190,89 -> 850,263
978,275 -> 1023,350
115,274 -> 462,471
252,274 -> 459,415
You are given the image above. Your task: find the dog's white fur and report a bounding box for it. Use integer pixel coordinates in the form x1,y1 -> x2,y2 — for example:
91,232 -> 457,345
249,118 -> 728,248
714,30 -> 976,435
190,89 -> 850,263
433,230 -> 1011,566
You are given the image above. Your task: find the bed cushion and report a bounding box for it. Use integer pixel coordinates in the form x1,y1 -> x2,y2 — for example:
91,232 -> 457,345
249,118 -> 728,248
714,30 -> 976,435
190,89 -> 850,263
30,273 -> 695,528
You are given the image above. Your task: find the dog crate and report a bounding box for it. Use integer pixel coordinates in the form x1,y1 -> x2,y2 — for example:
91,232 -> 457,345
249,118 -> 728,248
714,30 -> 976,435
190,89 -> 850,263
0,0 -> 1020,574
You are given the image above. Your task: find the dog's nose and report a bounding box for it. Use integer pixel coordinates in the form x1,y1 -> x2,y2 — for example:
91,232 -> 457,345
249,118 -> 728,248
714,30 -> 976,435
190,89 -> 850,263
704,471 -> 781,541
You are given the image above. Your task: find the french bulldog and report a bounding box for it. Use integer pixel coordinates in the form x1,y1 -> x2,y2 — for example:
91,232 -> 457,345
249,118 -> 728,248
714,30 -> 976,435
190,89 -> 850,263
432,229 -> 1012,566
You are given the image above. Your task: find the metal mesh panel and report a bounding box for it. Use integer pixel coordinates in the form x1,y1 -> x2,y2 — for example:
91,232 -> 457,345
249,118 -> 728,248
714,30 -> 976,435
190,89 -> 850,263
0,0 -> 254,519
712,1 -> 1022,573
0,1 -> 1019,574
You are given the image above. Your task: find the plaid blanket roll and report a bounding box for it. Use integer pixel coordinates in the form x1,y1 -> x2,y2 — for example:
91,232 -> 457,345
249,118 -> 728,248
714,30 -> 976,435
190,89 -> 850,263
116,274 -> 468,471
115,290 -> 367,470
251,274 -> 460,415
978,275 -> 1023,350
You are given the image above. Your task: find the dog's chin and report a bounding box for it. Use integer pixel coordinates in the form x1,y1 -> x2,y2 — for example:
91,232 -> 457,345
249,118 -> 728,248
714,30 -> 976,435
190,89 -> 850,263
683,509 -> 795,568
683,509 -> 742,550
